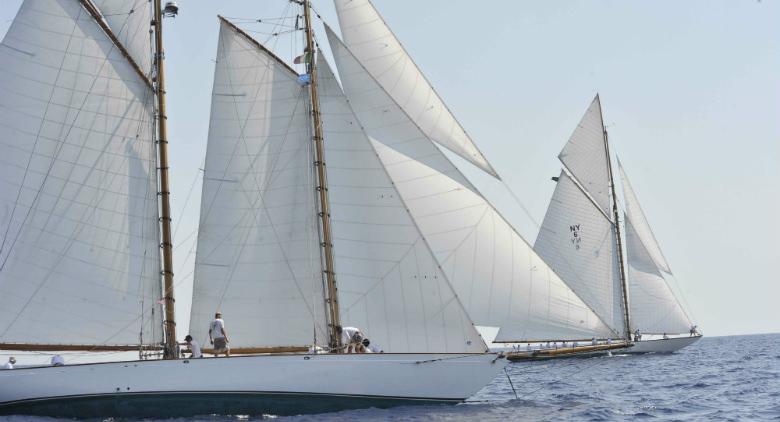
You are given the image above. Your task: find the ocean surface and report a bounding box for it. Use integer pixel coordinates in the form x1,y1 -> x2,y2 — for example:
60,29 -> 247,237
1,334 -> 778,421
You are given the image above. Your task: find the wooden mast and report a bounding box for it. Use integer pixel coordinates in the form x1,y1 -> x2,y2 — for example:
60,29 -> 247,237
599,95 -> 631,342
302,0 -> 342,352
153,0 -> 177,359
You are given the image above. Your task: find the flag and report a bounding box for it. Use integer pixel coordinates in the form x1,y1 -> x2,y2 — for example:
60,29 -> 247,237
293,51 -> 311,64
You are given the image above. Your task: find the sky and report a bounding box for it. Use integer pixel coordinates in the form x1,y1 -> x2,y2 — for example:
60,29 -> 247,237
1,0 -> 778,339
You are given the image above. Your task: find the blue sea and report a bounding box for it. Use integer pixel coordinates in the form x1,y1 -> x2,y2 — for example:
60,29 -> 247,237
1,334 -> 778,421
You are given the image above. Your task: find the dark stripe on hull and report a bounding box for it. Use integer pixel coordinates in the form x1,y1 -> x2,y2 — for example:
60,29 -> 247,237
0,391 -> 461,418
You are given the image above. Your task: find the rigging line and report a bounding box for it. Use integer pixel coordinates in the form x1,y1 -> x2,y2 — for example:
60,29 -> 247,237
171,163 -> 204,240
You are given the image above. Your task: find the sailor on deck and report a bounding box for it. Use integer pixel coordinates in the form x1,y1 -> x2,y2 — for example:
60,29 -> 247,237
689,325 -> 698,337
338,326 -> 364,353
183,335 -> 202,358
209,312 -> 230,357
3,357 -> 15,369
50,355 -> 65,366
634,329 -> 642,342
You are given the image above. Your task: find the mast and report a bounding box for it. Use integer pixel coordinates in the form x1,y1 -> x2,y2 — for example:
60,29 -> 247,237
303,0 -> 342,351
599,96 -> 631,342
153,0 -> 177,359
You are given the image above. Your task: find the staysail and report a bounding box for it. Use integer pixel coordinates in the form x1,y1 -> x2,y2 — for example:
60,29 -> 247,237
189,19 -> 326,350
318,53 -> 485,352
326,26 -> 615,342
619,163 -> 691,334
333,0 -> 498,178
0,0 -> 162,346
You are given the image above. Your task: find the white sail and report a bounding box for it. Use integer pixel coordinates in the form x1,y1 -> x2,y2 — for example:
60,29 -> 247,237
619,163 -> 690,334
558,96 -> 611,214
333,0 -> 498,178
326,26 -> 614,342
189,20 -> 326,349
534,171 -> 626,335
624,217 -> 691,334
0,0 -> 162,346
318,54 -> 485,353
91,0 -> 153,75
619,161 -> 671,273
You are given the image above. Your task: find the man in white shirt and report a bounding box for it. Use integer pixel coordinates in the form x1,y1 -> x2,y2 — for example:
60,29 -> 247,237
3,357 -> 15,369
183,335 -> 202,358
51,355 -> 65,366
209,312 -> 230,357
338,326 -> 362,353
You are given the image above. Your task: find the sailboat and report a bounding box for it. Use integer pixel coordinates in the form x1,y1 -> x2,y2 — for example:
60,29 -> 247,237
533,95 -> 702,354
0,0 -> 507,417
330,0 -> 626,358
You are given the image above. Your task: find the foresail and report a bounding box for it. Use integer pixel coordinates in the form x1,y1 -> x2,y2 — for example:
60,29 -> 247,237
558,96 -> 611,214
0,0 -> 162,346
319,54 -> 485,353
90,0 -> 153,75
534,171 -> 626,336
618,161 -> 671,273
190,20 -> 326,349
333,0 -> 498,178
326,27 -> 614,342
625,216 -> 691,334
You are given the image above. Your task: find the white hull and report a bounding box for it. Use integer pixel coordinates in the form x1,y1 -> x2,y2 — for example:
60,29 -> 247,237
0,353 -> 506,417
619,335 -> 702,354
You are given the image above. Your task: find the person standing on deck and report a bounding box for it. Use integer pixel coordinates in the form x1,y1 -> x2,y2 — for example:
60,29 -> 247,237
209,312 -> 230,357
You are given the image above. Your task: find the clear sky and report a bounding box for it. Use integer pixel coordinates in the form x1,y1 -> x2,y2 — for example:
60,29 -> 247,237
1,0 -> 778,338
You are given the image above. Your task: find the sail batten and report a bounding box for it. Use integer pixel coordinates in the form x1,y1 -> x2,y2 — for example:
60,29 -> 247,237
326,26 -> 615,342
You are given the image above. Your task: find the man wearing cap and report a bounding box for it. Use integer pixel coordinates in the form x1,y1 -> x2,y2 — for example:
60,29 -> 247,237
209,312 -> 230,357
3,357 -> 15,369
181,335 -> 202,358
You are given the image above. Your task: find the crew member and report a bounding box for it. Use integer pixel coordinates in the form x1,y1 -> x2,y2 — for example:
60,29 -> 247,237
209,312 -> 230,357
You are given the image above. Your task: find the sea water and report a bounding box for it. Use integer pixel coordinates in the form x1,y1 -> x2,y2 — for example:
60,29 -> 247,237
1,334 -> 778,421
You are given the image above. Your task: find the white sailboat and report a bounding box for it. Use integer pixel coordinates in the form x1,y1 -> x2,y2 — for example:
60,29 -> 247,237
0,0 -> 507,417
534,95 -> 702,354
331,0 -> 620,350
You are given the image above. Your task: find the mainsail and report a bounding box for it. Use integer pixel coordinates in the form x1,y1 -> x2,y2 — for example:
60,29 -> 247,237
326,26 -> 615,342
534,95 -> 629,338
0,0 -> 162,346
189,18 -> 486,353
190,19 -> 326,350
534,171 -> 625,335
333,0 -> 498,178
620,163 -> 691,334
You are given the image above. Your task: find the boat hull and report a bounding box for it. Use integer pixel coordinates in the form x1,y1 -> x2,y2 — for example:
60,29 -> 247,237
0,353 -> 506,418
618,335 -> 702,354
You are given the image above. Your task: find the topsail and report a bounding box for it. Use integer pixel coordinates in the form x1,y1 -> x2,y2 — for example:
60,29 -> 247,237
333,0 -> 498,178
